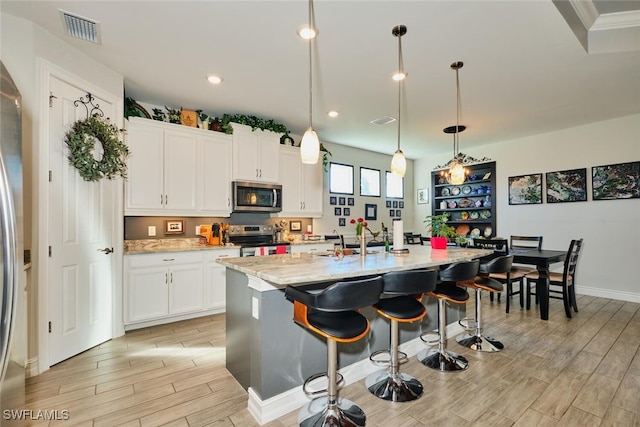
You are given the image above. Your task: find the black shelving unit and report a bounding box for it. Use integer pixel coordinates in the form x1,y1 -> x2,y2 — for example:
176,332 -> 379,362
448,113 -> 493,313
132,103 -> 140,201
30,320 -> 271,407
432,161 -> 496,238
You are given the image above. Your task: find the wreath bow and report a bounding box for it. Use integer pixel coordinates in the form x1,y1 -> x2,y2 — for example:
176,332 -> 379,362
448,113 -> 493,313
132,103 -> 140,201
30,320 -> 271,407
65,115 -> 130,182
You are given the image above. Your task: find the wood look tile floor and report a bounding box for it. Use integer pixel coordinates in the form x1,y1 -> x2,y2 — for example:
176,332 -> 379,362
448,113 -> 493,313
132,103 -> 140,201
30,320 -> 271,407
22,294 -> 640,426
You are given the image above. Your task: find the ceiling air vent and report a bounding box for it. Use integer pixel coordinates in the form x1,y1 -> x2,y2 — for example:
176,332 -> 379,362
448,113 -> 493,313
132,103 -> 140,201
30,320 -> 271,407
370,116 -> 397,125
59,10 -> 101,44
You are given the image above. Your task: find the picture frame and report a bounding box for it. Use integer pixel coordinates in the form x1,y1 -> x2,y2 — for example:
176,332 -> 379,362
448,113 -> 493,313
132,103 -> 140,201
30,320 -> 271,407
164,219 -> 184,234
334,207 -> 342,216
329,196 -> 337,205
360,167 -> 381,197
592,161 -> 639,200
417,188 -> 429,204
290,221 -> 302,231
395,209 -> 401,217
399,201 -> 404,209
365,204 -> 377,220
390,209 -> 395,217
392,200 -> 398,208
347,197 -> 355,206
386,200 -> 392,208
339,197 -> 346,206
338,218 -> 346,227
508,173 -> 542,205
343,207 -> 351,216
546,168 -> 587,203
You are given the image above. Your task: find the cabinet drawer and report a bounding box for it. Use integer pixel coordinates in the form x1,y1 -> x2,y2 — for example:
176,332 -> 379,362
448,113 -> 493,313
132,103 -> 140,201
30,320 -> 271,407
126,252 -> 204,268
204,248 -> 240,262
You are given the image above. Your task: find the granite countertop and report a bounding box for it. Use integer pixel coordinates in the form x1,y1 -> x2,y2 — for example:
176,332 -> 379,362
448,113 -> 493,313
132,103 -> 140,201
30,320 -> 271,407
124,238 -> 239,255
217,245 -> 492,288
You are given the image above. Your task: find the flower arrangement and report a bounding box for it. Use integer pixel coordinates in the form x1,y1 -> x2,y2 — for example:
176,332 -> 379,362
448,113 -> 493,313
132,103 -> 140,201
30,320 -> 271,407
350,218 -> 368,235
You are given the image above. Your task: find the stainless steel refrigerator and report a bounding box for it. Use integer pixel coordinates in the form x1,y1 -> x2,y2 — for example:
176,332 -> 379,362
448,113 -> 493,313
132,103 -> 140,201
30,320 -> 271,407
0,61 -> 25,425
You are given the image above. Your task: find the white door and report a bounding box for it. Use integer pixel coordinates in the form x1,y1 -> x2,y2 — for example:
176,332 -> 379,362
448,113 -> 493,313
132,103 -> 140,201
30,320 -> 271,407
48,77 -> 116,365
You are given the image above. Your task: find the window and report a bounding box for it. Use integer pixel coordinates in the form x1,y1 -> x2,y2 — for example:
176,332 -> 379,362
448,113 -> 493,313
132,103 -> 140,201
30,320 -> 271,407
386,171 -> 404,198
360,167 -> 381,197
329,162 -> 354,194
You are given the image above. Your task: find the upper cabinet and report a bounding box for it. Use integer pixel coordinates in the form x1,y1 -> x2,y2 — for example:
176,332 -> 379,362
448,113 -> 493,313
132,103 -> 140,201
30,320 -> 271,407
124,117 -> 232,217
231,123 -> 280,183
277,146 -> 323,217
431,161 -> 496,239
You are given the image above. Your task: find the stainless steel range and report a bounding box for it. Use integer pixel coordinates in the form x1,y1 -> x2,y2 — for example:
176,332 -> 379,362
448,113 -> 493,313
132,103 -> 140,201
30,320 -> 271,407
228,224 -> 291,257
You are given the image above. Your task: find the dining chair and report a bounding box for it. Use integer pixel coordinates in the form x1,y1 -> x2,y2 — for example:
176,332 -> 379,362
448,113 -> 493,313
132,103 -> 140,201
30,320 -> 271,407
526,238 -> 583,318
488,235 -> 542,312
404,233 -> 423,245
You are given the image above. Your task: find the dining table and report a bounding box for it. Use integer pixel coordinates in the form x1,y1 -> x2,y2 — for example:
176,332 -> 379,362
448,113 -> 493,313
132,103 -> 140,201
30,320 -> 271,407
510,248 -> 567,320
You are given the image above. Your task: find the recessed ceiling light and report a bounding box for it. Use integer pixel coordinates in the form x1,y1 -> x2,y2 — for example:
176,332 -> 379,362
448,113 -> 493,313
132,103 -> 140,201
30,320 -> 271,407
298,26 -> 318,40
207,75 -> 223,84
327,110 -> 339,118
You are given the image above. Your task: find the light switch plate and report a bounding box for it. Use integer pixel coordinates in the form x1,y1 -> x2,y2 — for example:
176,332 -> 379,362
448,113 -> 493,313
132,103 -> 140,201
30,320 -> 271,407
148,226 -> 156,236
195,225 -> 201,235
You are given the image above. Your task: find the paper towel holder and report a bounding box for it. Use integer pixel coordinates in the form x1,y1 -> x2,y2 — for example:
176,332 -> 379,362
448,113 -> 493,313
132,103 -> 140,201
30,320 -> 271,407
390,248 -> 410,254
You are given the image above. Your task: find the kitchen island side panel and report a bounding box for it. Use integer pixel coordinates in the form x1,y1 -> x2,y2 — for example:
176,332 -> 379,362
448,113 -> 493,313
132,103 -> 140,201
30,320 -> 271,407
225,269 -> 252,390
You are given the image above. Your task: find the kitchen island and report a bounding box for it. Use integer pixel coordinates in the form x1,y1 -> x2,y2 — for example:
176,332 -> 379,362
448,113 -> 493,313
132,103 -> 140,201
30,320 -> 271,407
218,245 -> 491,424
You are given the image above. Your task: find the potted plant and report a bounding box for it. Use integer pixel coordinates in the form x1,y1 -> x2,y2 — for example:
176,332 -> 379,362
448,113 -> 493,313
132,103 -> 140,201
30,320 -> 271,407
424,213 -> 456,249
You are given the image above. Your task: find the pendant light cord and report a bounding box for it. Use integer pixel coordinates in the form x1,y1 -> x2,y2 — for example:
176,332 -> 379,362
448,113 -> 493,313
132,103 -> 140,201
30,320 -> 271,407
454,64 -> 462,158
397,32 -> 403,151
307,0 -> 314,130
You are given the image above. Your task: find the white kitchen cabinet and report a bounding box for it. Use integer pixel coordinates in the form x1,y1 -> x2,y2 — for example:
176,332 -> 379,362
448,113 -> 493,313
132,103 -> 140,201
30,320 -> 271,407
124,252 -> 204,326
231,123 -> 280,183
290,242 -> 334,254
277,146 -> 323,217
205,248 -> 240,311
125,118 -> 198,215
198,132 -> 232,216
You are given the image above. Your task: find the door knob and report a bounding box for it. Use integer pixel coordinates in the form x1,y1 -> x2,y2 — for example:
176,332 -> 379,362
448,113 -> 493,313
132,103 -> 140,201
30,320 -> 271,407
98,247 -> 114,254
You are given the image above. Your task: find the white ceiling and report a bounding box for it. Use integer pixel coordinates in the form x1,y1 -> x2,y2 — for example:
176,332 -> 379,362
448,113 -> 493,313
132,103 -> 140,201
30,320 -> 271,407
2,0 -> 639,160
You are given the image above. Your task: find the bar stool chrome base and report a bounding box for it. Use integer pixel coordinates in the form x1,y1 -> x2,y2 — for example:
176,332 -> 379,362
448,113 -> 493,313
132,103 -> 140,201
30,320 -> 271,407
456,333 -> 504,352
298,397 -> 366,427
365,370 -> 423,402
417,347 -> 469,372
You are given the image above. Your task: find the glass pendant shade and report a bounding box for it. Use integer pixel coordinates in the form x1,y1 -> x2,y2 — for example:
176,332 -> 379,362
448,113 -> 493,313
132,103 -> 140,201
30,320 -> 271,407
300,128 -> 320,164
391,149 -> 406,177
448,161 -> 466,185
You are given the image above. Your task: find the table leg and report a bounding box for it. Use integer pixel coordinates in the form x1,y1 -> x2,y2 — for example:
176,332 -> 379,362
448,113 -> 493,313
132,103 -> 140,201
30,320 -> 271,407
537,262 -> 550,320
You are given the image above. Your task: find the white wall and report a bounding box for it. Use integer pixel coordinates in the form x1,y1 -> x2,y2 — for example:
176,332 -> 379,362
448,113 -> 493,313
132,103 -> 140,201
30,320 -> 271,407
312,141 -> 414,244
414,113 -> 640,301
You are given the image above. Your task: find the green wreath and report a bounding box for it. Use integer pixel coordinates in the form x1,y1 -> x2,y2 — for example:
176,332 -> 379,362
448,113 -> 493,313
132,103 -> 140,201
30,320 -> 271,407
65,115 -> 130,182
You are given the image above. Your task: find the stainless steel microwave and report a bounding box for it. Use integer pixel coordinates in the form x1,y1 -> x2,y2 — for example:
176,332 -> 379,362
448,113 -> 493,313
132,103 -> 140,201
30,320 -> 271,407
232,181 -> 282,213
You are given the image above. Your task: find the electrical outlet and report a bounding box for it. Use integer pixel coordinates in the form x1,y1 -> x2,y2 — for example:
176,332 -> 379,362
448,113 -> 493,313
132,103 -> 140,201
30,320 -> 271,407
195,225 -> 201,235
148,226 -> 156,236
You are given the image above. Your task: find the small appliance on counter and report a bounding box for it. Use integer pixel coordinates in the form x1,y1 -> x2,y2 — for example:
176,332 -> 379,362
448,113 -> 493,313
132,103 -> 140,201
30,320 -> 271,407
199,223 -> 226,246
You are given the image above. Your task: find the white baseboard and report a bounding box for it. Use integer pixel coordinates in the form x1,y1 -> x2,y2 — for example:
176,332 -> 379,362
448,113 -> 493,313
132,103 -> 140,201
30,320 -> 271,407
576,285 -> 640,303
247,322 -> 465,425
26,357 -> 39,378
123,307 -> 225,331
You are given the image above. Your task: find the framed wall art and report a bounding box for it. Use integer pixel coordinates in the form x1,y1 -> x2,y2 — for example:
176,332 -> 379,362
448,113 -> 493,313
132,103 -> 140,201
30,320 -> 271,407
343,207 -> 351,216
347,197 -> 355,206
165,219 -> 184,234
338,218 -> 346,227
546,168 -> 587,203
334,207 -> 342,216
365,204 -> 377,220
290,221 -> 302,231
329,196 -> 337,205
360,167 -> 381,197
508,173 -> 542,205
417,188 -> 429,204
592,161 -> 639,200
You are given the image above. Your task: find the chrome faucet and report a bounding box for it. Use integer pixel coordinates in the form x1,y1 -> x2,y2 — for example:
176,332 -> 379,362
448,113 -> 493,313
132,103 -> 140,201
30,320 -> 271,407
332,229 -> 344,249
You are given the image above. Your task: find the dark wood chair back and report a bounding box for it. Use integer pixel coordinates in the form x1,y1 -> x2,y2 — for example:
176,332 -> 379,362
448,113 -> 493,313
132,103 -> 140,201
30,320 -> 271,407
510,235 -> 543,250
563,238 -> 583,285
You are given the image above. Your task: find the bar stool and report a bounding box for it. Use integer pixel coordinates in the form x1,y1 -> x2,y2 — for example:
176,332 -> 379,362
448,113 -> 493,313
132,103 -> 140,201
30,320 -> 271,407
284,276 -> 383,427
417,260 -> 479,372
365,269 -> 438,402
456,255 -> 513,352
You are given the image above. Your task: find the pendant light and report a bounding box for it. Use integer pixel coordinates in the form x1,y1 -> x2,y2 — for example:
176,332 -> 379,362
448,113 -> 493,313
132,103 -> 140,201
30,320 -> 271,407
441,61 -> 468,185
390,25 -> 407,177
299,0 -> 320,164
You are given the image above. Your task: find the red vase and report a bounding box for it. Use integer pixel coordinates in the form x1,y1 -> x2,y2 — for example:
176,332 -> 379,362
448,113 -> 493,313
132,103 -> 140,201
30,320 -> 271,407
430,237 -> 448,249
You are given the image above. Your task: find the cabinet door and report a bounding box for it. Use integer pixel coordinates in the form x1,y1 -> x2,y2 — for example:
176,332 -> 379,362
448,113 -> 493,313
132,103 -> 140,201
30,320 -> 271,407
205,249 -> 238,310
257,132 -> 281,183
232,125 -> 260,181
301,161 -> 323,217
199,133 -> 232,215
168,263 -> 204,315
126,266 -> 169,323
125,122 -> 164,212
164,131 -> 198,212
278,146 -> 303,215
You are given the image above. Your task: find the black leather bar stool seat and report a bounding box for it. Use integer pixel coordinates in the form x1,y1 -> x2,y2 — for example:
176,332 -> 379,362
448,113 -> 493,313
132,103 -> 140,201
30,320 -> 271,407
285,276 -> 383,427
365,269 -> 437,402
418,260 -> 479,372
457,255 -> 513,352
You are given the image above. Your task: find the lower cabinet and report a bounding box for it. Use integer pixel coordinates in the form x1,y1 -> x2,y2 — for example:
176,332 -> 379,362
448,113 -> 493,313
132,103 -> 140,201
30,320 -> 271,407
124,248 -> 239,329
